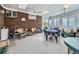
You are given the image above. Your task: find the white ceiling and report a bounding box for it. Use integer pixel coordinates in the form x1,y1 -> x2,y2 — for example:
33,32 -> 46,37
2,4 -> 79,18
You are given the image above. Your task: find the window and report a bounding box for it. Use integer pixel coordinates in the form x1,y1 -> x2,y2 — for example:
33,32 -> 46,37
48,19 -> 53,27
42,19 -> 48,27
53,18 -> 60,27
53,19 -> 57,27
62,16 -> 75,27
6,10 -> 17,18
68,16 -> 75,27
56,18 -> 60,26
62,17 -> 68,27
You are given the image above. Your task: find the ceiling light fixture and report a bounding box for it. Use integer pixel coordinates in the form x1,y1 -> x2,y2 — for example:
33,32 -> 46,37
64,4 -> 70,9
63,4 -> 70,14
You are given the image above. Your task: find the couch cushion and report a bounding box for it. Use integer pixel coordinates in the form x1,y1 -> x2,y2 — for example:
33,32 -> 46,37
15,28 -> 24,33
31,27 -> 36,32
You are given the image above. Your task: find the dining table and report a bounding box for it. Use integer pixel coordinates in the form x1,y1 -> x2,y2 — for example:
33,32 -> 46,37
45,29 -> 57,33
64,37 -> 79,54
44,29 -> 58,41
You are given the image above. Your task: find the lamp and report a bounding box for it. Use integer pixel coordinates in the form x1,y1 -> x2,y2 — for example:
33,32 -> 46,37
64,4 -> 70,9
63,4 -> 70,14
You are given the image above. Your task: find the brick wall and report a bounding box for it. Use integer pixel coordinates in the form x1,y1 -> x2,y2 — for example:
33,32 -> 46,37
4,11 -> 42,30
0,6 -> 4,29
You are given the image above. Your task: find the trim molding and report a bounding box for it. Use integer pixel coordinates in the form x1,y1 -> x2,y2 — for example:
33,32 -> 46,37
1,4 -> 28,13
1,4 -> 40,16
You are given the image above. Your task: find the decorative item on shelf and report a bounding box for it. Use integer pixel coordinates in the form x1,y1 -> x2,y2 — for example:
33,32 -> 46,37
21,18 -> 26,22
0,10 -> 5,14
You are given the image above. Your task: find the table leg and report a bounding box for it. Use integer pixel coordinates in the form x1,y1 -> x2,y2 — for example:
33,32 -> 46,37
68,48 -> 70,54
46,34 -> 48,41
13,34 -> 15,39
55,36 -> 58,43
59,36 -> 60,42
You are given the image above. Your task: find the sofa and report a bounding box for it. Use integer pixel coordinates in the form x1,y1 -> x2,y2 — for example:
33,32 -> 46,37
14,27 -> 38,39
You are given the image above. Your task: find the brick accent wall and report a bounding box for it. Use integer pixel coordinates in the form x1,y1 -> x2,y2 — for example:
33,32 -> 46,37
0,6 -> 4,29
4,11 -> 42,30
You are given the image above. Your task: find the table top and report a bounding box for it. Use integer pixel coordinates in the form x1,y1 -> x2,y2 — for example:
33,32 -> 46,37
45,29 -> 57,32
64,37 -> 79,53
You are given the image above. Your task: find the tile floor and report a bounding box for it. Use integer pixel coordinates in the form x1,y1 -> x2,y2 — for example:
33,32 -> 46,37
7,33 -> 68,54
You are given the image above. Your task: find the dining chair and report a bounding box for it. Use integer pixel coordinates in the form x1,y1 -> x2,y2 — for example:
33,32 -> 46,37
54,30 -> 61,43
43,30 -> 48,41
43,29 -> 53,41
53,27 -> 59,30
